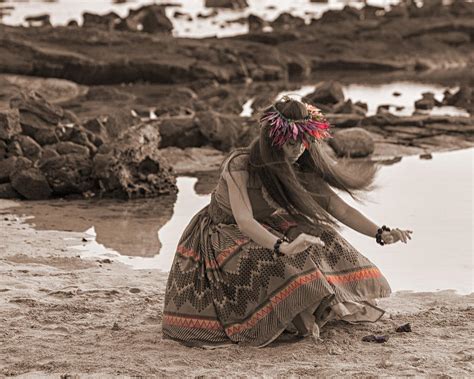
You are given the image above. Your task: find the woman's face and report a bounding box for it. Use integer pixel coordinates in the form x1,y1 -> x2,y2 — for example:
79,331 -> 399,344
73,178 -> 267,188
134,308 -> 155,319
282,138 -> 305,163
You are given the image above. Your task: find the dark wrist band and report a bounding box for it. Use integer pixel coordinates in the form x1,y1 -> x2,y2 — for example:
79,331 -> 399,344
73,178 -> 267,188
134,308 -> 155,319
273,238 -> 284,257
375,225 -> 391,246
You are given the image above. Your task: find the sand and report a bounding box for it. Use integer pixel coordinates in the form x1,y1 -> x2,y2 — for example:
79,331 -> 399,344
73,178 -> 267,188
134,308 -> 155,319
0,199 -> 473,378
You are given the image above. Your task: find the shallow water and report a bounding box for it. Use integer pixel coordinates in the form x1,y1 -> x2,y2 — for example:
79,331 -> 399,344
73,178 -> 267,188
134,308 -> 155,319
8,147 -> 473,295
276,82 -> 470,117
1,0 -> 397,38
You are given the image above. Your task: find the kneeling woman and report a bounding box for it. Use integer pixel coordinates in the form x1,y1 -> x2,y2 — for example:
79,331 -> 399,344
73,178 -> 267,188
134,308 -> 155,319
162,96 -> 413,347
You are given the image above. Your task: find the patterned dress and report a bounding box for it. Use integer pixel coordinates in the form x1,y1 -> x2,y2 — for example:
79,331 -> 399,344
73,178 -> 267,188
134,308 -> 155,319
162,151 -> 392,347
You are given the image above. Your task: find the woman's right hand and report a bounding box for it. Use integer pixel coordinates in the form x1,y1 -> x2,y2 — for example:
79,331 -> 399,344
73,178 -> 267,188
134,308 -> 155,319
280,233 -> 325,255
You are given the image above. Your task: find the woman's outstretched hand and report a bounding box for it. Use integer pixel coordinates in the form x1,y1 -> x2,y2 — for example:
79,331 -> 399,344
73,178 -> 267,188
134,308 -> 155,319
382,228 -> 413,244
280,233 -> 325,255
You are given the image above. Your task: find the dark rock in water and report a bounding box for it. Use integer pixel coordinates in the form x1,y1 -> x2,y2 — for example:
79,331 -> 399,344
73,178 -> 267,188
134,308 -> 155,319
0,109 -> 21,140
67,20 -> 79,27
92,122 -> 176,198
0,157 -> 32,183
305,81 -> 345,105
158,117 -> 205,148
271,13 -> 306,30
396,323 -> 412,332
443,85 -> 472,112
55,141 -> 90,156
328,127 -> 375,158
248,14 -> 266,32
376,104 -> 392,114
14,135 -> 42,161
205,0 -> 248,9
173,11 -> 193,21
0,183 -> 21,199
25,14 -> 51,27
319,6 -> 362,23
355,101 -> 368,112
362,334 -> 389,343
10,168 -> 52,200
10,91 -> 64,125
40,153 -> 94,196
415,92 -> 441,110
82,11 -> 121,31
333,99 -> 366,116
119,5 -> 173,34
194,111 -> 254,151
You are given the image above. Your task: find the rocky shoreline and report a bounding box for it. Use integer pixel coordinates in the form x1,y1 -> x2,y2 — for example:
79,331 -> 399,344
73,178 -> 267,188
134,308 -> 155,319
0,0 -> 473,200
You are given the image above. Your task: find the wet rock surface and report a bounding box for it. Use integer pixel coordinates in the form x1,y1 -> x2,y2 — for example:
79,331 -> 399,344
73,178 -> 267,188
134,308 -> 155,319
0,91 -> 177,200
0,1 -> 473,200
0,1 -> 473,85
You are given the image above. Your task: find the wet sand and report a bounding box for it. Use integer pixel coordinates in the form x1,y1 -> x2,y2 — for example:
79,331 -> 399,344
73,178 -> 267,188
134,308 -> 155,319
0,199 -> 473,378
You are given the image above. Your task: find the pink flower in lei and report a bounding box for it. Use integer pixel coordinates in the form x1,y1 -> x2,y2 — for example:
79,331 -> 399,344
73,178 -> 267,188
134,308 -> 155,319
260,102 -> 333,149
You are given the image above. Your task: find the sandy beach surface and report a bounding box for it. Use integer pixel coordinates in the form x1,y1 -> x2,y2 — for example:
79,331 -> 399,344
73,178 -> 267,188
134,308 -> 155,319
0,199 -> 473,378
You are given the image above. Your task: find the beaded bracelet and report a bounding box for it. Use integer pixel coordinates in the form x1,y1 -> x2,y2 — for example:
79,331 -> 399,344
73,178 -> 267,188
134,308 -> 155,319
375,225 -> 391,246
273,236 -> 289,258
273,238 -> 284,257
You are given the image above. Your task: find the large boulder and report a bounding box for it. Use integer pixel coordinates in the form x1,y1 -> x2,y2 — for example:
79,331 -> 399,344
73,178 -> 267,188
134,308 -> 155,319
0,183 -> 21,199
10,168 -> 52,200
39,153 -> 94,196
271,13 -> 306,30
0,156 -> 30,183
119,5 -> 173,34
415,92 -> 441,110
328,127 -> 375,158
319,6 -> 362,23
14,135 -> 42,161
0,109 -> 21,140
82,11 -> 121,31
158,117 -> 206,148
194,111 -> 252,151
92,122 -> 176,198
304,81 -> 345,105
10,91 -> 64,125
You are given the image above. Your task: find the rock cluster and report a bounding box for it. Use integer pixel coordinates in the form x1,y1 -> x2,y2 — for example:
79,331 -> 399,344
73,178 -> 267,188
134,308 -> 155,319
0,91 -> 176,200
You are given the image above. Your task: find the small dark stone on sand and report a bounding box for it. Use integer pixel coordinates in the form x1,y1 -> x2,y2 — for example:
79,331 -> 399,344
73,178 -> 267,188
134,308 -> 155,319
396,323 -> 412,332
97,258 -> 112,264
362,334 -> 389,343
129,287 -> 141,293
112,322 -> 120,331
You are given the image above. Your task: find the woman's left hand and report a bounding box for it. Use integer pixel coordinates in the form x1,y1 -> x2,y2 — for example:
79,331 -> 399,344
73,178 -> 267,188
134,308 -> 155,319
382,228 -> 413,244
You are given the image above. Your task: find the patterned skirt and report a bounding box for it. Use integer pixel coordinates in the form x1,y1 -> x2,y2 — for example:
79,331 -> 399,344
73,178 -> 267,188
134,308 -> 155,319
162,199 -> 392,347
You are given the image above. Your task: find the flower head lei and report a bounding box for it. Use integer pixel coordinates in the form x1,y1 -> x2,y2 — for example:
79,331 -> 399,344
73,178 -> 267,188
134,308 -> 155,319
259,96 -> 333,149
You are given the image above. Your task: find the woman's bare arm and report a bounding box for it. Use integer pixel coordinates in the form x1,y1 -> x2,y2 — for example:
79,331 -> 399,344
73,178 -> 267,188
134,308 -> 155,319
315,179 -> 379,238
223,170 -> 281,250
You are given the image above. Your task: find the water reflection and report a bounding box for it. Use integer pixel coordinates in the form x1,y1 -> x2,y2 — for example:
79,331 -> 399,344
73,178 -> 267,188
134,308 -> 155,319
12,193 -> 177,257
277,82 -> 469,117
5,148 -> 473,294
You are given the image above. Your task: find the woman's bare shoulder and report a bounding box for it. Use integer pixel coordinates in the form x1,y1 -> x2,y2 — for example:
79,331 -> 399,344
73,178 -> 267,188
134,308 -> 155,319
223,151 -> 250,174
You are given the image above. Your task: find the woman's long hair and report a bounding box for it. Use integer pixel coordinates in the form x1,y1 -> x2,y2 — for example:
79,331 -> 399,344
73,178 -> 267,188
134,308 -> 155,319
221,97 -> 382,234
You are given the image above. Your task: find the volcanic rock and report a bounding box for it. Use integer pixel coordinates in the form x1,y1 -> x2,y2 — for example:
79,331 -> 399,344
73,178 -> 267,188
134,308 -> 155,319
328,127 -> 375,158
10,168 -> 52,200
